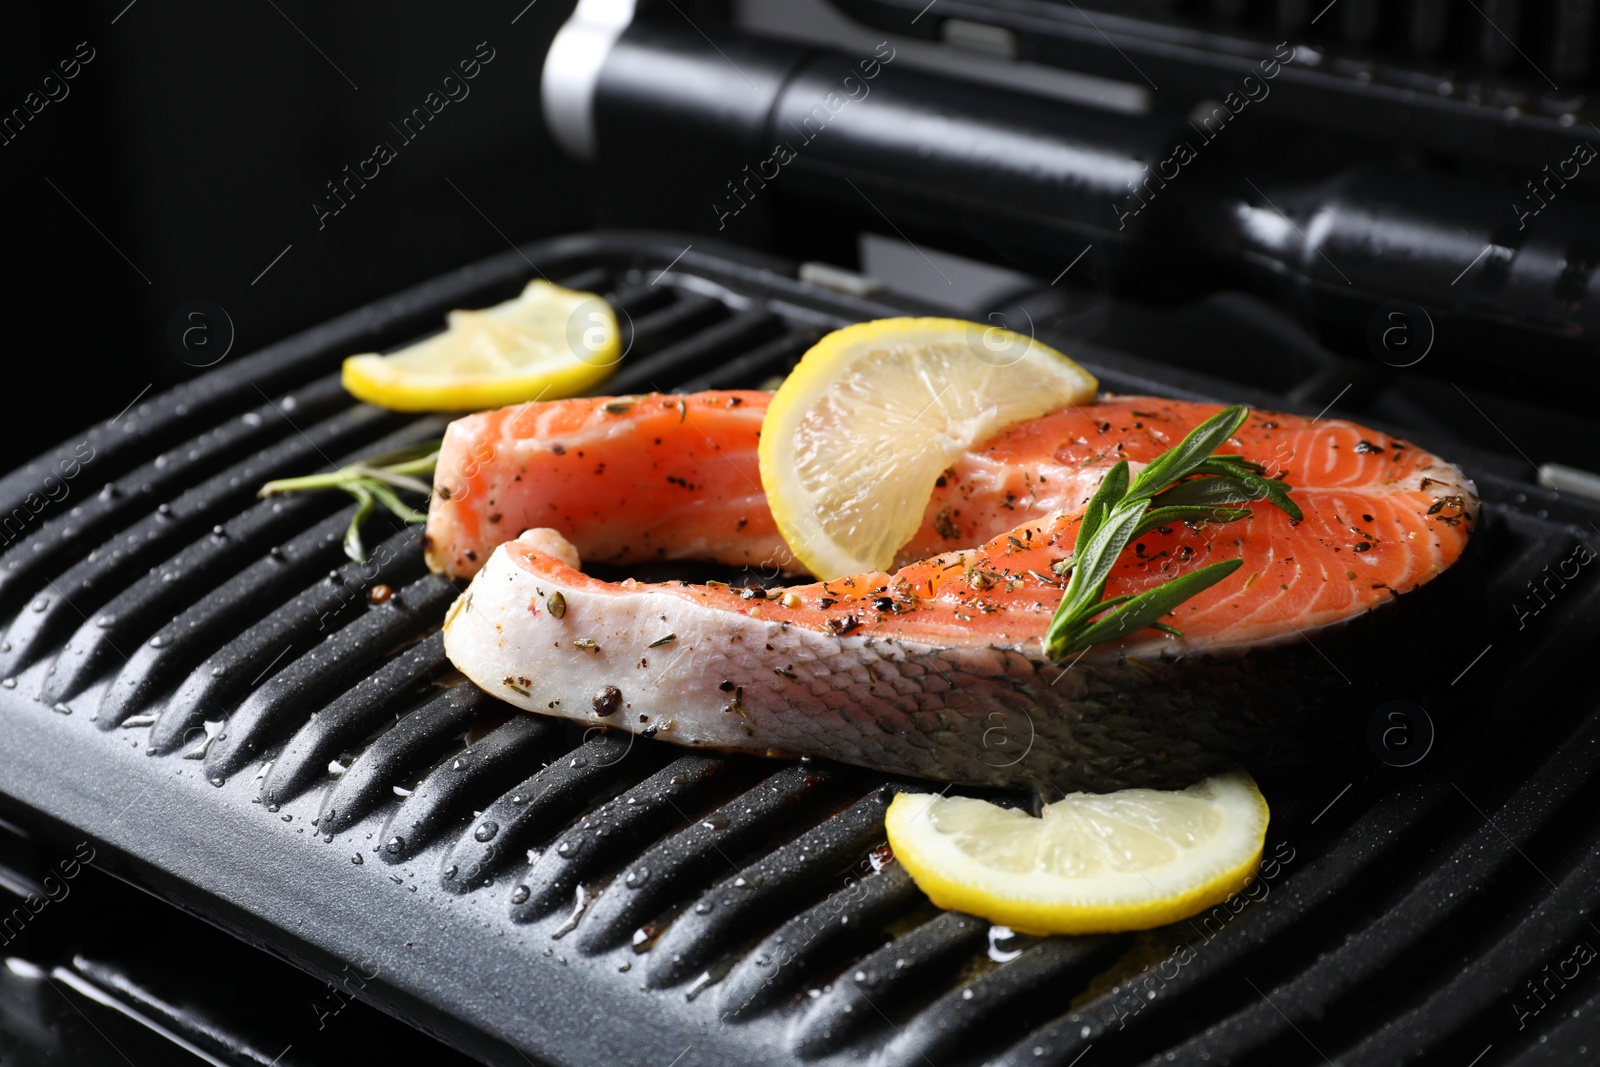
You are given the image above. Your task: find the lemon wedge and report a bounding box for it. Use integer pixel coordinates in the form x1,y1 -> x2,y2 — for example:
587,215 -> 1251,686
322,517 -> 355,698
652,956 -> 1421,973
885,771 -> 1268,935
341,280 -> 620,411
758,317 -> 1096,579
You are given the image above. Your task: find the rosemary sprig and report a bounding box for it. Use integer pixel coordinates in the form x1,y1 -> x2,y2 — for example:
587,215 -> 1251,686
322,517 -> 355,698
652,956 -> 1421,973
1044,405 -> 1301,659
259,440 -> 441,563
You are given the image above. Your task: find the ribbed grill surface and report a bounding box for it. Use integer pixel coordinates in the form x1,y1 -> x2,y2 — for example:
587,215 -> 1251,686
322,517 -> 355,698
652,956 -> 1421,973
1,235 -> 1597,1067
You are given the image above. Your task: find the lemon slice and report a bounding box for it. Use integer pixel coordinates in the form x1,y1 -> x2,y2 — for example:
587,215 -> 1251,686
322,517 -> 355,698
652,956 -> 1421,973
759,317 -> 1097,578
885,771 -> 1268,935
341,280 -> 621,411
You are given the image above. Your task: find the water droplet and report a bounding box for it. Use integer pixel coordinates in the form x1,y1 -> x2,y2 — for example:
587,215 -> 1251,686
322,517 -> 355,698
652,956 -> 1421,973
149,635 -> 166,648
451,758 -> 465,771
212,525 -> 227,538
682,971 -> 715,1001
474,821 -> 499,842
0,678 -> 13,689
701,814 -> 729,831
961,988 -> 975,1000
32,598 -> 49,613
210,777 -> 225,788
617,961 -> 631,972
351,853 -> 364,865
444,865 -> 458,881
511,885 -> 531,905
282,814 -> 293,822
569,756 -> 588,769
386,836 -> 405,854
624,867 -> 651,889
96,615 -> 115,629
694,900 -> 714,914
556,838 -> 580,858
52,703 -> 72,716
156,503 -> 172,518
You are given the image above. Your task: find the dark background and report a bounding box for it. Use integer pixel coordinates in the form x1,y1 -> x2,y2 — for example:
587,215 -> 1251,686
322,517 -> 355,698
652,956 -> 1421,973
4,0 -> 1596,477
2,0 -> 590,470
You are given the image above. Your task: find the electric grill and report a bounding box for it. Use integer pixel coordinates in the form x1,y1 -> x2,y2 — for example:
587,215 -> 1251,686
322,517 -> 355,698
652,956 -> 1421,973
5,2 -> 1600,1065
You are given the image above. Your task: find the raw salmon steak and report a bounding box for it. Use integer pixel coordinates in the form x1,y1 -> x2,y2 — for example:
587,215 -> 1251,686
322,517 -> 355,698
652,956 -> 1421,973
427,391 -> 1163,580
442,399 -> 1478,789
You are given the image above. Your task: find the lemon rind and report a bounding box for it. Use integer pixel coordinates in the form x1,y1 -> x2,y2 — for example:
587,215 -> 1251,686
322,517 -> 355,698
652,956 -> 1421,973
339,280 -> 620,412
758,317 -> 1097,579
885,773 -> 1269,936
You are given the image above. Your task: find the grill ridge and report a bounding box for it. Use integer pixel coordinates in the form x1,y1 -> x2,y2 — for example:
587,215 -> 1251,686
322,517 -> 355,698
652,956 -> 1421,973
144,524 -> 428,754
1,390 -> 405,679
315,682 -> 499,837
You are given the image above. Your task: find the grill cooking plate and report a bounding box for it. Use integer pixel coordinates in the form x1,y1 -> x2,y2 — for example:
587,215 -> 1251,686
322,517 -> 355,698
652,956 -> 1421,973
2,233 -> 1599,1066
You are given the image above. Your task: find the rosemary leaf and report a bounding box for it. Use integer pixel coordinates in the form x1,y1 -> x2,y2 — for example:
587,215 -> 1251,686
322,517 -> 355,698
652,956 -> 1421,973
1130,505 -> 1251,541
1043,405 -> 1299,659
367,482 -> 428,525
258,439 -> 442,563
1054,559 -> 1242,656
1123,406 -> 1250,505
1190,459 -> 1303,522
344,486 -> 376,563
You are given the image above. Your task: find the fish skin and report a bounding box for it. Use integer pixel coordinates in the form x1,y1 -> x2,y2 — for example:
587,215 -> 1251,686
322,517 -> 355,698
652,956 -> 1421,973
443,396 -> 1478,789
